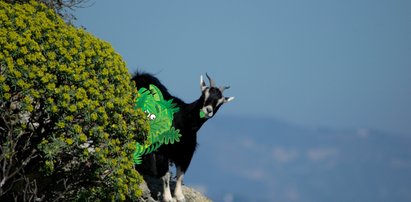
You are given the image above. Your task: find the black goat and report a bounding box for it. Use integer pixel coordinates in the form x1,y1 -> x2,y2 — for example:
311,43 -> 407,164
132,72 -> 234,202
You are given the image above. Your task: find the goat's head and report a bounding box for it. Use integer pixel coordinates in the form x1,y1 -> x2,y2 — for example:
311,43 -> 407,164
199,73 -> 234,119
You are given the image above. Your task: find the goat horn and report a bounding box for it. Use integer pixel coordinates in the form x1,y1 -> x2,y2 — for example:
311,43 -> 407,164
200,75 -> 207,91
219,86 -> 230,92
206,73 -> 216,87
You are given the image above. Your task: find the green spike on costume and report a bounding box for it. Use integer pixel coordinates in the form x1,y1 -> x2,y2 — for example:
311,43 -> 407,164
133,84 -> 181,164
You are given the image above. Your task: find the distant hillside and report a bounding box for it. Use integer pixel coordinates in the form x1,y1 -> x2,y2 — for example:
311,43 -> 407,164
185,115 -> 411,202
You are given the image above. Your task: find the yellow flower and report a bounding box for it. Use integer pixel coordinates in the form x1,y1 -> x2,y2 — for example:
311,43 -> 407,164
16,58 -> 24,66
51,105 -> 58,113
2,84 -> 10,92
57,121 -> 65,128
26,104 -> 34,112
65,115 -> 73,121
90,112 -> 98,121
97,107 -> 105,113
68,104 -> 77,112
61,101 -> 68,107
74,124 -> 82,133
20,46 -> 28,54
4,93 -> 11,100
106,102 -> 114,109
76,101 -> 84,109
28,72 -> 36,79
30,89 -> 40,98
41,76 -> 49,83
47,52 -> 56,60
79,133 -> 87,142
47,97 -> 54,104
119,193 -> 126,201
12,69 -> 22,78
15,17 -> 26,29
23,96 -> 31,104
36,69 -> 44,77
73,73 -> 81,81
66,138 -> 74,145
103,133 -> 109,140
62,93 -> 70,100
46,83 -> 56,91
6,57 -> 14,69
16,79 -> 25,88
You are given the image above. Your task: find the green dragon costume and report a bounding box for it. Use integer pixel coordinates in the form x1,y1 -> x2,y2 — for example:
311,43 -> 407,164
133,85 -> 181,164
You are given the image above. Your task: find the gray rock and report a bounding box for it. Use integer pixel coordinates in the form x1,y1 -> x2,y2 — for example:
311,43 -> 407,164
139,174 -> 212,202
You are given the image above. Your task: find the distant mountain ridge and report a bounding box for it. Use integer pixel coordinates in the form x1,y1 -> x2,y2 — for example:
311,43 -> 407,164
185,115 -> 411,202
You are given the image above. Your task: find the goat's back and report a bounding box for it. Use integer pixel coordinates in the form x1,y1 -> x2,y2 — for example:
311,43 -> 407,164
132,72 -> 174,101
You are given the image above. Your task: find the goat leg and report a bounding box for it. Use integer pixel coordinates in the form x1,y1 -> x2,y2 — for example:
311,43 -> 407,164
174,166 -> 185,202
161,172 -> 173,202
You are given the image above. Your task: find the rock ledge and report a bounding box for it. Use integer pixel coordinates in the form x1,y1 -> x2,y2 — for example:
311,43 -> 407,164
139,175 -> 212,202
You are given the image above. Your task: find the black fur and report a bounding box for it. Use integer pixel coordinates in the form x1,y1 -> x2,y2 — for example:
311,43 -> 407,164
132,72 -> 208,176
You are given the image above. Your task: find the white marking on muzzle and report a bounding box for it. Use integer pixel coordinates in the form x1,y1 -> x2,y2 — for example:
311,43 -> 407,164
201,105 -> 214,118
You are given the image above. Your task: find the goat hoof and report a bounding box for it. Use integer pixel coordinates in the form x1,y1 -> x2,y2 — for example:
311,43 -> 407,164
162,192 -> 173,202
161,197 -> 174,202
175,196 -> 186,202
174,189 -> 185,202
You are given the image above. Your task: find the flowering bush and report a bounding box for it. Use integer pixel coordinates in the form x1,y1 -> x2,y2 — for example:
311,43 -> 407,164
0,1 -> 149,201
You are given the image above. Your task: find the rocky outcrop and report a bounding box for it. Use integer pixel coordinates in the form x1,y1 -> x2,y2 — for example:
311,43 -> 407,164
139,175 -> 211,202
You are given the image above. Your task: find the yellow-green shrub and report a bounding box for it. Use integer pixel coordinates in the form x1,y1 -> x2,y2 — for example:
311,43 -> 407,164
0,1 -> 149,201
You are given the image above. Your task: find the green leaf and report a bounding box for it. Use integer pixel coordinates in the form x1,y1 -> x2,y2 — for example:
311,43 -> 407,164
200,110 -> 206,118
149,84 -> 163,101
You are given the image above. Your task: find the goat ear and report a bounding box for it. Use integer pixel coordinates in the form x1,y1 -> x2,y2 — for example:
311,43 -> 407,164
200,75 -> 207,91
224,96 -> 235,103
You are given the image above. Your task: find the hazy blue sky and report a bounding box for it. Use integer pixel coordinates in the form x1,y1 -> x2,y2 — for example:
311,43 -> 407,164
75,0 -> 411,135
